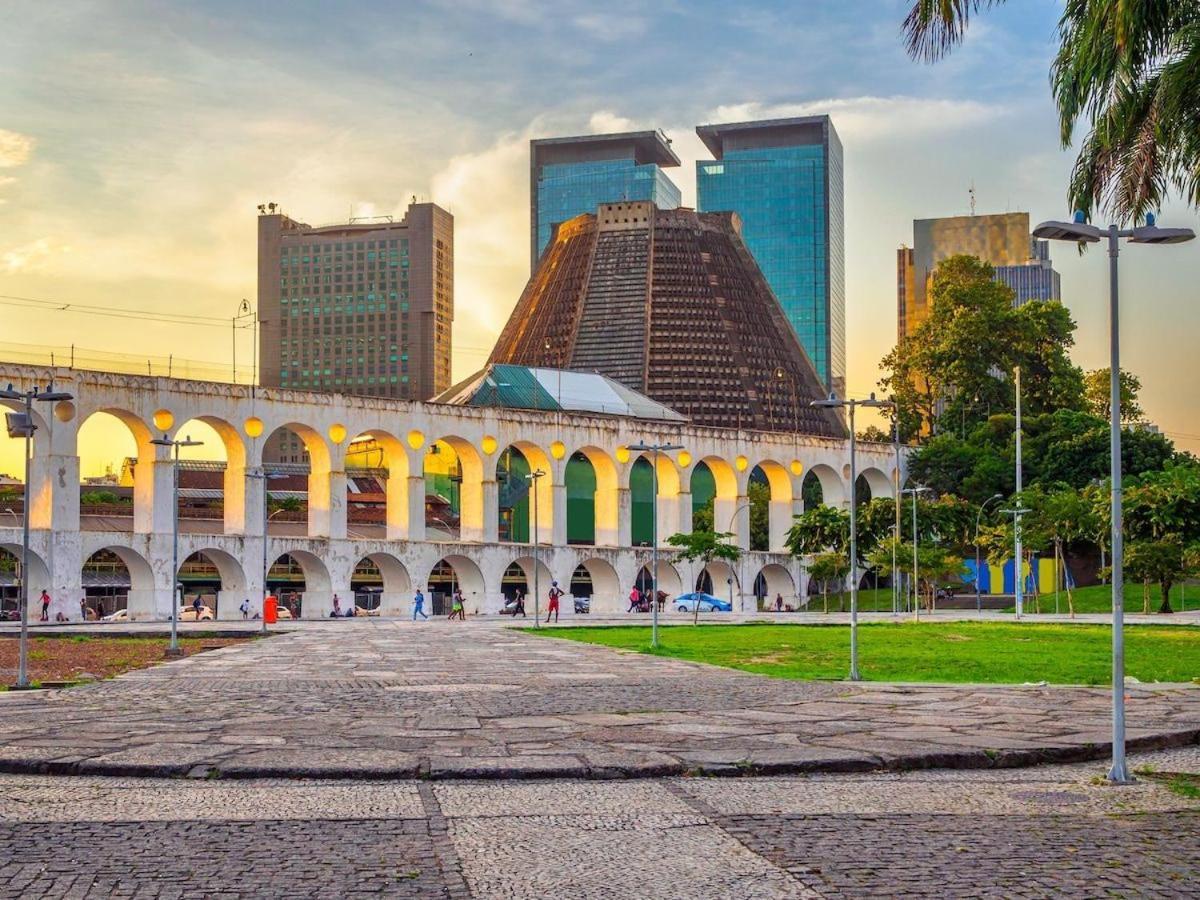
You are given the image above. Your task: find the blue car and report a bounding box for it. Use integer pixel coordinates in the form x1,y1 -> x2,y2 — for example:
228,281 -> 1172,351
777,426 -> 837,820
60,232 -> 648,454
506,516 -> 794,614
674,592 -> 732,613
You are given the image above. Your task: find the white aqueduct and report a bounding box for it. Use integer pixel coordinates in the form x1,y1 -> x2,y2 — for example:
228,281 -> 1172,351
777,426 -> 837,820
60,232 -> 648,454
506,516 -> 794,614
0,364 -> 903,620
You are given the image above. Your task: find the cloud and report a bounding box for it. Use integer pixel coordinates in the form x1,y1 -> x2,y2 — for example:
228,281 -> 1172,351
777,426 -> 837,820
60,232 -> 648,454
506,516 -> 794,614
0,129 -> 35,168
706,96 -> 1008,143
1,238 -> 54,274
573,14 -> 648,41
587,111 -> 641,134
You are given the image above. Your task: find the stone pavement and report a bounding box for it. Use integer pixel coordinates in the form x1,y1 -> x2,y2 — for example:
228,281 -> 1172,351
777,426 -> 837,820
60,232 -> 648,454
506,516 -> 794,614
1,746 -> 1197,897
0,620 -> 1196,779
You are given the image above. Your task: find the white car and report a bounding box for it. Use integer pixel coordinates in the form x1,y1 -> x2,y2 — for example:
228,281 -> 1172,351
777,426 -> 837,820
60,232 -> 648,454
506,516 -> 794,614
101,608 -> 128,622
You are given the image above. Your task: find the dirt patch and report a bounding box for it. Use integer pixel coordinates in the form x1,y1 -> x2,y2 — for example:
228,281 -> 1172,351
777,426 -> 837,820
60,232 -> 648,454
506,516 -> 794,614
0,635 -> 253,685
741,651 -> 795,665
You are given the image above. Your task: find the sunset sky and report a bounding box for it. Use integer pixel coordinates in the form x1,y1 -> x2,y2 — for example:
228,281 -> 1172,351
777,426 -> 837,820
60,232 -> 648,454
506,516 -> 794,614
1,0 -> 1198,476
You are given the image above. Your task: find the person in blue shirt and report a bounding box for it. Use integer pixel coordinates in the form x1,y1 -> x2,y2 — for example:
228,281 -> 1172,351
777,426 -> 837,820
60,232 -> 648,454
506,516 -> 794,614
412,588 -> 429,620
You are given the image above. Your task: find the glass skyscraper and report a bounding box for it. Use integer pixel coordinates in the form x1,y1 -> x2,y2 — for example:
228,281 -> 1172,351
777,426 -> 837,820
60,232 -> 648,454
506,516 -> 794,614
695,117 -> 845,395
530,131 -> 681,269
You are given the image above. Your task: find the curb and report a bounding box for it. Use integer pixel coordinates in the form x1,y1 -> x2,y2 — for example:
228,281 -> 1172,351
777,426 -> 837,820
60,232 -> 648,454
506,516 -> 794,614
0,727 -> 1196,782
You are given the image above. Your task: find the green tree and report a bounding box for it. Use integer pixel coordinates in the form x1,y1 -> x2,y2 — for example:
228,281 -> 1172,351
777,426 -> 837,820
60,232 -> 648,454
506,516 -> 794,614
747,481 -> 771,552
903,1 -> 1200,222
1083,368 -> 1144,422
785,505 -> 849,558
1125,538 -> 1188,614
666,530 -> 742,624
808,551 -> 850,613
857,425 -> 891,443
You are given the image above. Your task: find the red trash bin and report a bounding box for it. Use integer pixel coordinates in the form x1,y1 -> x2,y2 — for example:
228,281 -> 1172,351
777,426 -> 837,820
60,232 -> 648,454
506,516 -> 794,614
264,596 -> 278,624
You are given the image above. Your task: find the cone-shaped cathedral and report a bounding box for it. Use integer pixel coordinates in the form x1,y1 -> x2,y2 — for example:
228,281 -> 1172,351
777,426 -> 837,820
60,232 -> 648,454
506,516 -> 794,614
489,201 -> 845,437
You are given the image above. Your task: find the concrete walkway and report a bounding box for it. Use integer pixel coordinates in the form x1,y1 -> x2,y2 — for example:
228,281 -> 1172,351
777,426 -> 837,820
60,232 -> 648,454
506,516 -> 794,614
0,619 -> 1196,780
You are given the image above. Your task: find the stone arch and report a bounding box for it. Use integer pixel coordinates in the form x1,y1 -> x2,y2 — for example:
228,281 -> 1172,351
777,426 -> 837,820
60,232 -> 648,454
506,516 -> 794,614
174,416 -> 249,535
754,563 -> 796,608
427,436 -> 484,542
84,544 -> 157,620
77,408 -> 155,532
805,463 -> 845,509
496,441 -> 553,544
263,423 -> 334,538
268,549 -> 333,619
179,547 -> 248,620
691,456 -> 740,547
694,559 -> 738,604
749,460 -> 794,553
346,429 -> 411,540
0,543 -> 50,619
630,452 -> 682,546
351,552 -> 412,616
572,557 -> 622,614
568,445 -> 620,547
860,466 -> 893,501
504,555 -> 556,610
425,554 -> 486,615
634,559 -> 683,601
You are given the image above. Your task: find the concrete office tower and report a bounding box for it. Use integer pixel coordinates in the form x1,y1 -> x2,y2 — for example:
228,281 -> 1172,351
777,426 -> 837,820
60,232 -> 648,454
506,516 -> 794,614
897,211 -> 1061,339
490,201 -> 844,437
530,131 -> 681,270
696,116 -> 845,397
258,202 -> 452,463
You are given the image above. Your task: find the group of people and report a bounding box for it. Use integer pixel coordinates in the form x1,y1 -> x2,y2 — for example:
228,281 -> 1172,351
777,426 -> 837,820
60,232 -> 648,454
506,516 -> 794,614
410,586 -> 472,621
506,582 -> 564,623
626,586 -> 666,613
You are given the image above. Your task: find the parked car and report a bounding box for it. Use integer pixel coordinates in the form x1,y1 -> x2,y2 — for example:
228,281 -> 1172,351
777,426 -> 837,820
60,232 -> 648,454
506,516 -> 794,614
273,605 -> 293,620
101,609 -> 128,622
354,604 -> 380,617
573,596 -> 590,614
674,592 -> 732,613
178,605 -> 214,621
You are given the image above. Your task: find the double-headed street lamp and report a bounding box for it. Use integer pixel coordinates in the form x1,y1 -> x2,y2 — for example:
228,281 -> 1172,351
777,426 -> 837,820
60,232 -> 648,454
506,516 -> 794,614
150,433 -> 204,656
628,441 -> 684,650
810,393 -> 893,681
1033,211 -> 1195,784
974,494 -> 1004,614
901,486 -> 931,619
1,383 -> 74,688
525,468 -> 546,628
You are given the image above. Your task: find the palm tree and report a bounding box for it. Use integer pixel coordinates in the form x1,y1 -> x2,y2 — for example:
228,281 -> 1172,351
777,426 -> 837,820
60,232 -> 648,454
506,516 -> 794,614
903,0 -> 1200,222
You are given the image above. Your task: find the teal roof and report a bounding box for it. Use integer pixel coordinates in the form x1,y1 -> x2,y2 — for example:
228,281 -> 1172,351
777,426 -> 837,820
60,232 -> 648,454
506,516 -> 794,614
435,365 -> 685,421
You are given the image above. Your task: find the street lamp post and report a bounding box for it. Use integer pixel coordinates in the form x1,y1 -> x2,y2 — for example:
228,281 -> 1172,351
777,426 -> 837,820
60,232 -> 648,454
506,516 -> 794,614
1033,211 -> 1194,784
1,383 -> 74,688
901,486 -> 931,619
975,494 -> 1004,614
150,433 -> 204,656
892,412 -> 902,616
1000,506 -> 1032,620
628,442 -> 684,649
249,469 -> 287,633
526,468 -> 546,628
811,392 -> 893,681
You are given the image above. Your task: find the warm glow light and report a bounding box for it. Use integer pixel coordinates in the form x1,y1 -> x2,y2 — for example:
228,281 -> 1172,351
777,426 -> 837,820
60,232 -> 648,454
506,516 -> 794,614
481,435 -> 498,455
152,409 -> 174,432
790,460 -> 803,476
735,455 -> 748,472
550,440 -> 566,460
677,450 -> 691,468
328,423 -> 347,444
615,445 -> 630,464
843,464 -> 852,479
53,400 -> 75,423
407,429 -> 425,450
244,416 -> 264,438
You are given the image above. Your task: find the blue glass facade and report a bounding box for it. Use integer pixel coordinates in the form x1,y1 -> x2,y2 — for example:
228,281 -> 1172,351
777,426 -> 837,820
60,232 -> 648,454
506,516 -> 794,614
535,159 -> 681,263
696,134 -> 845,394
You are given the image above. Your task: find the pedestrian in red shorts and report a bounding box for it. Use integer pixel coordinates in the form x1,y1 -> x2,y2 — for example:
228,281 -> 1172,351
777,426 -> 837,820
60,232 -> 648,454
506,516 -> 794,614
546,580 -> 562,624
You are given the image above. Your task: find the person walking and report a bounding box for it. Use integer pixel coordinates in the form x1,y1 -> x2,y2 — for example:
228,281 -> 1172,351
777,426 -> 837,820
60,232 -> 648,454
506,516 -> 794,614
775,592 -> 784,612
546,581 -> 562,624
239,597 -> 250,620
627,586 -> 641,613
450,588 -> 465,621
512,588 -> 526,617
39,590 -> 50,622
412,588 -> 428,620
331,594 -> 341,618
191,595 -> 202,620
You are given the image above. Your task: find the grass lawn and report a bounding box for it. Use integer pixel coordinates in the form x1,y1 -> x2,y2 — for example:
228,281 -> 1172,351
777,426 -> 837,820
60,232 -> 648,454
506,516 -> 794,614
535,621 -> 1200,685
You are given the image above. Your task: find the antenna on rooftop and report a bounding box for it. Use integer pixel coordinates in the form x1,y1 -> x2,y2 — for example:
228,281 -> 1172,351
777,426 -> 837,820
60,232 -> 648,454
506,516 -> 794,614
969,181 -> 976,216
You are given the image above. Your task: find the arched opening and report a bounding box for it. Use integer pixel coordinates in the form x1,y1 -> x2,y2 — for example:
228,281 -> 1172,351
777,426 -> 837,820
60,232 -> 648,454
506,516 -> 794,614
266,550 -> 332,619
427,437 -> 484,541
572,558 -> 622,614
84,545 -> 155,620
0,544 -> 51,619
501,556 -> 555,610
261,424 -> 333,538
345,430 -> 410,540
801,470 -> 823,509
751,460 -> 795,552
747,466 -> 770,552
854,473 -> 871,504
569,446 -> 620,546
630,452 -> 681,546
170,417 -> 246,536
803,464 -> 845,509
690,457 -> 738,538
694,560 -> 737,605
754,564 -> 796,611
634,560 -> 683,605
860,467 -> 893,501
426,555 -> 485,615
178,548 -> 248,620
350,553 -> 411,616
77,410 -> 151,532
496,442 -> 552,544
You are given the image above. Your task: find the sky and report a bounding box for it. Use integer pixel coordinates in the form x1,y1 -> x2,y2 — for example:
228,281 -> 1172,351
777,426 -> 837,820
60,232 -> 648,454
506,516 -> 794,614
1,0 -> 1198,477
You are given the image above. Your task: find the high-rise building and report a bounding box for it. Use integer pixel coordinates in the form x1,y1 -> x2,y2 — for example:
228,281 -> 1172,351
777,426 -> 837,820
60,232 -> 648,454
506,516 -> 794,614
258,202 -> 453,462
490,201 -> 843,437
897,211 -> 1061,339
530,131 -> 681,270
695,116 -> 845,397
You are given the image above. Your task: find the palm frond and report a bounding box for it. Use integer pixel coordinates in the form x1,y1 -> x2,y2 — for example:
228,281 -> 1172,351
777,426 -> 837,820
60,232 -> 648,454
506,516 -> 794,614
902,0 -> 1004,62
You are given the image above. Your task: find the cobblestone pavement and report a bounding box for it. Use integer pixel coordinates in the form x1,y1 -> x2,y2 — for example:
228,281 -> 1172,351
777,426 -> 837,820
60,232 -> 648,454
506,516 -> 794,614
0,620 -> 1197,779
0,747 -> 1197,898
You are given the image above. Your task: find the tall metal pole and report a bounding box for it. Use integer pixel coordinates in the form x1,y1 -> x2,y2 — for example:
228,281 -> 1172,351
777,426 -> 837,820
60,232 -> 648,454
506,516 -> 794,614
529,469 -> 544,629
17,395 -> 32,687
847,403 -> 860,680
975,495 -> 1001,615
893,418 -> 901,616
911,491 -> 919,621
1107,224 -> 1131,783
1014,365 -> 1024,619
169,442 -> 181,655
262,475 -> 270,635
650,447 -> 660,649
